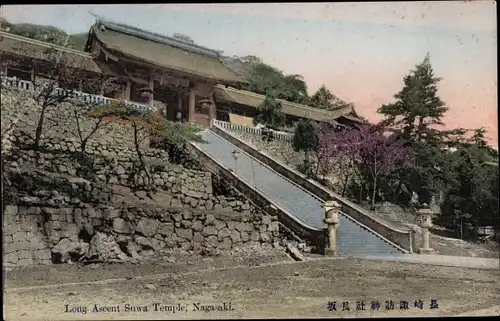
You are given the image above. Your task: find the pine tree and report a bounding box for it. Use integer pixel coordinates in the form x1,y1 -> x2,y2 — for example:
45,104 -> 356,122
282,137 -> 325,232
378,53 -> 455,146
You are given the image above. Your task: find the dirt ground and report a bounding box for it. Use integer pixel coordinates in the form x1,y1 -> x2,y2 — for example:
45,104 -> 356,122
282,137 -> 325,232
4,246 -> 500,320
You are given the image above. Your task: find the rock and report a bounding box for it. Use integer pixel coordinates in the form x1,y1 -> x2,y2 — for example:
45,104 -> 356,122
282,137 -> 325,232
230,230 -> 241,243
204,235 -> 218,248
151,192 -> 172,206
87,232 -> 127,261
202,226 -> 218,237
192,220 -> 203,232
205,200 -> 214,210
260,232 -> 271,242
262,215 -> 272,225
136,218 -> 158,237
112,218 -> 130,234
218,237 -> 232,250
135,191 -> 147,199
144,284 -> 156,290
176,228 -> 193,240
240,232 -> 249,242
116,235 -> 131,246
158,223 -> 174,237
214,220 -> 226,230
268,221 -> 279,232
235,222 -> 246,232
206,214 -> 215,225
182,209 -> 192,220
250,231 -> 260,242
51,238 -> 79,263
165,257 -> 177,264
218,228 -> 231,241
103,207 -> 120,220
170,198 -> 182,208
134,236 -> 154,251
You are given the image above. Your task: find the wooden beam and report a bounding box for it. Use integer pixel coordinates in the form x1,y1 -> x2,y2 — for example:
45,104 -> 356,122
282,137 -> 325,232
111,52 -> 225,86
124,81 -> 131,100
176,92 -> 183,121
188,89 -> 196,123
148,74 -> 154,105
209,93 -> 217,128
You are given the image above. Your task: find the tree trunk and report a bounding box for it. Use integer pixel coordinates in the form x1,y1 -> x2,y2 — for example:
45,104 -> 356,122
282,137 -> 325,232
34,107 -> 47,150
80,138 -> 88,154
133,124 -> 152,189
371,176 -> 377,209
341,172 -> 350,197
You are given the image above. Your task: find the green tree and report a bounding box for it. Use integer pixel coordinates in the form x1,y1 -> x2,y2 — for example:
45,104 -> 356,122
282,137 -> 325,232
292,119 -> 318,176
310,85 -> 352,111
378,53 -> 467,146
437,145 -> 499,240
376,54 -> 472,206
253,93 -> 285,129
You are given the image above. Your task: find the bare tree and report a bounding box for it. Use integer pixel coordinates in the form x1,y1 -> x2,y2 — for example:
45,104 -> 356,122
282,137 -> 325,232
68,76 -> 122,154
69,103 -> 111,154
94,105 -> 167,189
1,117 -> 20,212
26,47 -> 90,150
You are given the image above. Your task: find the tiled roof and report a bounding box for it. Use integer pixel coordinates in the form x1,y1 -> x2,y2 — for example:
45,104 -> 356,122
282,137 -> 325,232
214,85 -> 361,122
89,22 -> 246,86
0,31 -> 102,73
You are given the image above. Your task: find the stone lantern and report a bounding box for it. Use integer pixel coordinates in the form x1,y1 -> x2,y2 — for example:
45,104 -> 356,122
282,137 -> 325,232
416,204 -> 437,254
324,200 -> 341,256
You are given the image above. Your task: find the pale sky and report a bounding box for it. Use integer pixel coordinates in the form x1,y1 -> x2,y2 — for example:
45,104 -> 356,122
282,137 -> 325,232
1,2 -> 497,147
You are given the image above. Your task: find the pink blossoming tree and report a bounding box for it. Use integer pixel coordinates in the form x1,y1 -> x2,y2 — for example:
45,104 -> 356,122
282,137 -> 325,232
314,123 -> 414,208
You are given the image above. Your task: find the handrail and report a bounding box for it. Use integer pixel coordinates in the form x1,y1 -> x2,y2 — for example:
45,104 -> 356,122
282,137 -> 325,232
1,76 -> 154,112
213,119 -> 293,141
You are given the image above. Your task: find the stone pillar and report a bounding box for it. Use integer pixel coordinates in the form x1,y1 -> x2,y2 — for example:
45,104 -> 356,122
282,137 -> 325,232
188,89 -> 196,123
416,206 -> 435,254
324,200 -> 341,256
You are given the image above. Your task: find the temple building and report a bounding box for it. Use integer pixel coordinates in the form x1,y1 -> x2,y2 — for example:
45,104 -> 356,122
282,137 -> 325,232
0,18 -> 362,129
83,18 -> 247,127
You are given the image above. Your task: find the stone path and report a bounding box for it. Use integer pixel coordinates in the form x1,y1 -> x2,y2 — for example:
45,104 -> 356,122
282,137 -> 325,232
337,254 -> 500,270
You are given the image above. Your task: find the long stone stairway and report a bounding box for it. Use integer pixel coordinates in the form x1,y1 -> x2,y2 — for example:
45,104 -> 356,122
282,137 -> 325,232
193,129 -> 406,257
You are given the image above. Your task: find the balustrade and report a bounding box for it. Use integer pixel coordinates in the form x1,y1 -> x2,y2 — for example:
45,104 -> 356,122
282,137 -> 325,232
1,76 -> 153,112
213,119 -> 293,141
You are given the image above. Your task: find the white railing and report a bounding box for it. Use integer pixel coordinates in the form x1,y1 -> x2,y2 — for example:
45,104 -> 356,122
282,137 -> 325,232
1,76 -> 154,113
213,119 -> 294,141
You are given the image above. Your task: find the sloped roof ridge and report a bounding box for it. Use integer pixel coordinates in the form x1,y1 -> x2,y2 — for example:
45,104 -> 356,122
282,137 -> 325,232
97,18 -> 222,59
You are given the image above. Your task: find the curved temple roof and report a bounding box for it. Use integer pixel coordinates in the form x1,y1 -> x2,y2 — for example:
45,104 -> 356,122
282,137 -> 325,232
214,85 -> 361,123
87,20 -> 246,87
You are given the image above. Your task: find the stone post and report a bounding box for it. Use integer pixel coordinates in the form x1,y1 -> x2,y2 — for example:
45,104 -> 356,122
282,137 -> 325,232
324,200 -> 341,256
416,206 -> 436,254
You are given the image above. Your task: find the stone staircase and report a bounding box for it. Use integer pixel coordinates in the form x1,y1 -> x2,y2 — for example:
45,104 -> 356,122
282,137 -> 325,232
192,129 -> 407,257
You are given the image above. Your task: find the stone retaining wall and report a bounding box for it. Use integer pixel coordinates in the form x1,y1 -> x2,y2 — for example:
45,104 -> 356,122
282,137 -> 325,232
3,203 -> 280,267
